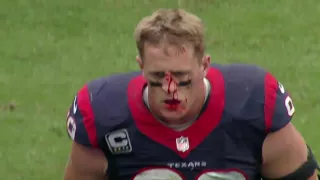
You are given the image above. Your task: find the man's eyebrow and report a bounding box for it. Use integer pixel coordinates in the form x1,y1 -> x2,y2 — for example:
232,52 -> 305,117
172,70 -> 191,73
148,70 -> 191,73
148,71 -> 165,75
147,70 -> 191,77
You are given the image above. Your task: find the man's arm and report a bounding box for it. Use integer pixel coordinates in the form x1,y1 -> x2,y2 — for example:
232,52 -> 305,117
63,85 -> 108,180
64,142 -> 108,180
262,123 -> 318,179
261,72 -> 319,180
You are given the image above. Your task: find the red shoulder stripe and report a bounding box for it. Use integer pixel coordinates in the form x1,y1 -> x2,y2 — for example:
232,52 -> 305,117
77,85 -> 99,148
264,72 -> 278,133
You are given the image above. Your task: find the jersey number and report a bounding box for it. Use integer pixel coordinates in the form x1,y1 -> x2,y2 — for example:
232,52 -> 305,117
279,82 -> 295,116
284,96 -> 295,116
132,168 -> 247,180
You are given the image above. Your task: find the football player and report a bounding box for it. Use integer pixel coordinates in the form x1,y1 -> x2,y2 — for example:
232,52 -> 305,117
63,8 -> 319,180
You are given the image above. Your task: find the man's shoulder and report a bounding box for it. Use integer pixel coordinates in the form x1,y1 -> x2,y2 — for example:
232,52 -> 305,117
210,63 -> 294,133
210,63 -> 269,129
86,71 -> 142,125
211,63 -> 267,106
66,71 -> 142,148
86,71 -> 142,96
211,63 -> 267,83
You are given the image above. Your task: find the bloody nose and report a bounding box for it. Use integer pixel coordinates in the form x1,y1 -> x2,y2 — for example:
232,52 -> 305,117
162,73 -> 177,94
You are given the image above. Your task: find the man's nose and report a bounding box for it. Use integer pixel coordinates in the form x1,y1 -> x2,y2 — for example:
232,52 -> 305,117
161,80 -> 177,94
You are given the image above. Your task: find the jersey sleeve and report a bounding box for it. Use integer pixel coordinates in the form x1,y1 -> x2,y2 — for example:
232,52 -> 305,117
66,85 -> 99,148
264,72 -> 295,133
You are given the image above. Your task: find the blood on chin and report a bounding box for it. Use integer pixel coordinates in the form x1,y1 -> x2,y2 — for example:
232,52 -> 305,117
164,104 -> 182,111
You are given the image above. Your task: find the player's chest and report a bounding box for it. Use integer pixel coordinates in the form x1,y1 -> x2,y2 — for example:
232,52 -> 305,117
102,126 -> 263,180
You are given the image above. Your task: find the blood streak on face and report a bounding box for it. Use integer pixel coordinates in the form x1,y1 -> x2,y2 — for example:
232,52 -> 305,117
164,72 -> 186,111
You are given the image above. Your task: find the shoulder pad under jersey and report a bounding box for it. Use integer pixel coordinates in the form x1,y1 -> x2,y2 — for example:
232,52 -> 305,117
213,63 -> 295,133
65,72 -> 141,148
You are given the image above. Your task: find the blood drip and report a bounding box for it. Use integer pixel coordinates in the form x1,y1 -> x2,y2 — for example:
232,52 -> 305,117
164,73 -> 187,111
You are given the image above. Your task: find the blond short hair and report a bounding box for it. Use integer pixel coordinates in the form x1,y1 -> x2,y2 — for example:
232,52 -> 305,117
134,8 -> 205,59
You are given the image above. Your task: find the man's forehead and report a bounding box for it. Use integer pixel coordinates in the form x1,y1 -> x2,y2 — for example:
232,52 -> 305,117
144,61 -> 197,73
144,42 -> 195,57
145,61 -> 195,72
142,42 -> 201,73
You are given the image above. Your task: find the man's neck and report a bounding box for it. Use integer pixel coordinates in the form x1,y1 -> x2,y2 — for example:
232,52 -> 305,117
143,78 -> 211,131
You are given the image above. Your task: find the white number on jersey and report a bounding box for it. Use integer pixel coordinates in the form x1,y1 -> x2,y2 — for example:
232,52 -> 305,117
284,96 -> 295,116
132,168 -> 246,180
67,116 -> 76,140
278,82 -> 295,116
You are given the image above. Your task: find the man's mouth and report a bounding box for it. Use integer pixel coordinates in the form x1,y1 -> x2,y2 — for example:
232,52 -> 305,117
164,99 -> 181,110
164,99 -> 181,104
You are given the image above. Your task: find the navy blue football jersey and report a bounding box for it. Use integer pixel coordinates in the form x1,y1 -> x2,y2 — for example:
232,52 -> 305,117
66,64 -> 295,180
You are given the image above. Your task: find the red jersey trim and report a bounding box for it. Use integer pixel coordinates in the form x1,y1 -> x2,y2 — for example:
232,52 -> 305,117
77,85 -> 99,148
263,72 -> 278,133
127,67 -> 225,158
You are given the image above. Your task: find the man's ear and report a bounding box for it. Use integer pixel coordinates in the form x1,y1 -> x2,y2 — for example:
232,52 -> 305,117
202,55 -> 211,76
136,55 -> 143,69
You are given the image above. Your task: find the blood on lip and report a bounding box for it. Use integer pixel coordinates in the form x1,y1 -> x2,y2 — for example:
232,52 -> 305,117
164,99 -> 180,104
164,99 -> 180,110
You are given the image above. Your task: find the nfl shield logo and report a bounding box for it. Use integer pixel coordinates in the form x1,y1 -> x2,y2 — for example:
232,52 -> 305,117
176,136 -> 189,152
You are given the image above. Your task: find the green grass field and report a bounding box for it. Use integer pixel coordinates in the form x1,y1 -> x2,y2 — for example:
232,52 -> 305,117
1,0 -> 320,179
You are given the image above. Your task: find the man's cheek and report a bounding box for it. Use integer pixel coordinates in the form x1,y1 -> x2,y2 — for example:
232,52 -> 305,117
151,89 -> 164,100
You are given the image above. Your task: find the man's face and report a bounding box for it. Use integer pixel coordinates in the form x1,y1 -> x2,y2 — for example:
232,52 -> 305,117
137,43 -> 210,122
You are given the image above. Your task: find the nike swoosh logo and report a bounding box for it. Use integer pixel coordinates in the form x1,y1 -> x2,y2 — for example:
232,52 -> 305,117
73,96 -> 77,114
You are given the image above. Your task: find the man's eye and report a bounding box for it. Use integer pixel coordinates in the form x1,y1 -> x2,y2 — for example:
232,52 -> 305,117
174,72 -> 185,77
149,81 -> 162,87
154,72 -> 165,78
178,80 -> 191,86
